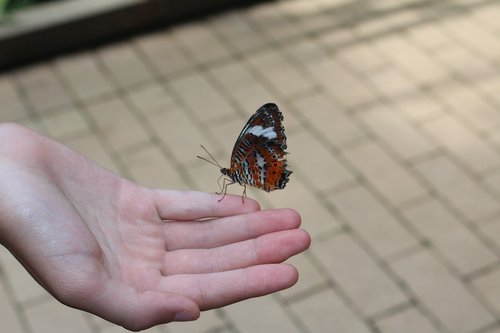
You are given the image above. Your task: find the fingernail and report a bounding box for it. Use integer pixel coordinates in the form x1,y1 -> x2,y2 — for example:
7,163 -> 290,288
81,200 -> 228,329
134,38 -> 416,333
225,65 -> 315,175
174,311 -> 197,322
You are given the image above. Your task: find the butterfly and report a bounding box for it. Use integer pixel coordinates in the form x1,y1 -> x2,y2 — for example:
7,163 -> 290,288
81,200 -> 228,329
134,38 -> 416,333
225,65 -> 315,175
197,103 -> 292,202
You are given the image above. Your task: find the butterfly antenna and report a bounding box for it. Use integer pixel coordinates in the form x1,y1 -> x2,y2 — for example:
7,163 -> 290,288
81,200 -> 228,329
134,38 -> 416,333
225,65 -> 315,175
197,145 -> 223,169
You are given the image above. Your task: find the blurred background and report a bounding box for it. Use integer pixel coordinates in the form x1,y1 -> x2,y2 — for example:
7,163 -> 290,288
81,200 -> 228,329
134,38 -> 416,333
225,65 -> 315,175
2,0 -> 500,332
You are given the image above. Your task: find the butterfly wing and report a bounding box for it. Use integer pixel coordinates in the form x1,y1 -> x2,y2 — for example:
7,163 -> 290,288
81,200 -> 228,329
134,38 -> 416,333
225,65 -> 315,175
228,103 -> 292,191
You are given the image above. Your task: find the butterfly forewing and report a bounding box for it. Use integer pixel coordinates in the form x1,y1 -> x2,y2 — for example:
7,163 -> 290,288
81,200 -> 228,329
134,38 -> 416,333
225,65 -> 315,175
228,103 -> 291,192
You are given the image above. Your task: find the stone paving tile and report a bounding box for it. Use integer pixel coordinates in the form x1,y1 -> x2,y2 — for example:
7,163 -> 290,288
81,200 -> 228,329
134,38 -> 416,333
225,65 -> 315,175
98,42 -> 155,88
442,16 -> 500,59
266,178 -> 341,239
472,267 -> 500,316
246,2 -> 304,42
357,104 -> 436,160
415,155 -> 500,222
476,76 -> 500,109
15,118 -> 47,136
316,28 -> 355,52
173,22 -> 232,64
408,22 -> 452,52
0,76 -> 28,122
479,220 -> 500,251
40,106 -> 90,140
55,53 -> 115,101
145,103 -> 217,165
342,141 -> 428,206
227,80 -> 278,113
212,329 -> 232,333
100,324 -> 166,333
488,128 -> 500,149
244,50 -> 316,98
224,296 -> 301,333
207,60 -> 257,92
375,307 -> 440,333
278,253 -> 328,301
391,89 -> 445,123
306,57 -> 379,109
85,95 -> 152,153
24,298 -> 93,333
167,310 -> 225,333
337,42 -> 388,74
94,309 -> 168,333
368,66 -> 415,101
209,11 -> 267,53
0,258 -> 48,304
288,129 -> 354,192
291,93 -> 366,148
281,38 -> 328,66
485,328 -> 500,333
432,80 -> 500,133
471,2 -> 500,32
16,64 -> 72,113
422,114 -> 500,173
289,288 -> 371,333
329,185 -> 419,259
403,199 -> 498,275
0,247 -> 47,305
126,82 -> 177,117
391,249 -> 495,333
312,233 -> 408,317
121,145 -> 188,190
374,35 -> 448,86
134,31 -> 193,76
434,44 -> 498,84
0,275 -> 25,333
0,245 -> 17,265
356,5 -> 421,37
169,71 -> 236,123
277,0 -> 333,35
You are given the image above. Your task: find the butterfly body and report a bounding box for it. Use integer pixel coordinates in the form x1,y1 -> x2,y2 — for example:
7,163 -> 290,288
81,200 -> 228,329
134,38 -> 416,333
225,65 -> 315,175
199,103 -> 291,201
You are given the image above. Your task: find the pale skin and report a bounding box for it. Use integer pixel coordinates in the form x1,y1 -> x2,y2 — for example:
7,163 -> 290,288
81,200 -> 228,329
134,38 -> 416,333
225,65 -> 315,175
0,123 -> 310,331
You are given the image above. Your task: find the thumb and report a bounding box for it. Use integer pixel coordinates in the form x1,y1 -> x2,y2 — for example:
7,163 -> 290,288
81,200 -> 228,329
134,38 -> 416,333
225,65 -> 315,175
86,283 -> 200,331
124,290 -> 200,331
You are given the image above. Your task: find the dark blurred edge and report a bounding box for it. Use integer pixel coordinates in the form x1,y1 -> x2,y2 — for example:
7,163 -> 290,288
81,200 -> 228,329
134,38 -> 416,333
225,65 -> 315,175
0,0 -> 270,70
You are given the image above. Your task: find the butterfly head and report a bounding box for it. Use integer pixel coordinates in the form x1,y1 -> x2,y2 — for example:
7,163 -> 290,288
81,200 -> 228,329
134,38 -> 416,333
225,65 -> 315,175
220,167 -> 231,177
221,167 -> 239,184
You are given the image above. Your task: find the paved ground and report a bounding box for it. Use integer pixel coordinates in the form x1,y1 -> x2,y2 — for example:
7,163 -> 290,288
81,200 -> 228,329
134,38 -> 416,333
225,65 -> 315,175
2,0 -> 500,332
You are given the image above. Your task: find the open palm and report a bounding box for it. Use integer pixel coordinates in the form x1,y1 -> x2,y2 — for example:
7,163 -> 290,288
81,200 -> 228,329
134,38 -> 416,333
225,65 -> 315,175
0,124 -> 310,331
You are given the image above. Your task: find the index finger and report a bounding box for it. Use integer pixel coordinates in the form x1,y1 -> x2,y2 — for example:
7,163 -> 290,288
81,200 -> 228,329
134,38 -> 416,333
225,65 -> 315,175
154,190 -> 260,221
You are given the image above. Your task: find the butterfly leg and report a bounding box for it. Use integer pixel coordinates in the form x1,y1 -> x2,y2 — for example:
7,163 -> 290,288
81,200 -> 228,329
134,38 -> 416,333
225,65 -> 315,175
216,174 -> 225,194
218,177 -> 235,202
241,185 -> 247,204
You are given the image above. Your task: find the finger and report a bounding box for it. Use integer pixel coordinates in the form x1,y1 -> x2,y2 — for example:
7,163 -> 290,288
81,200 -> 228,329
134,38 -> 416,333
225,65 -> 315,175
159,264 -> 298,310
86,280 -> 200,331
163,208 -> 301,250
154,190 -> 260,221
162,229 -> 310,275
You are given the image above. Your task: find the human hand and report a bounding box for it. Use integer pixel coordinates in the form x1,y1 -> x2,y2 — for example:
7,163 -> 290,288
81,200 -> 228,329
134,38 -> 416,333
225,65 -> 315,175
0,123 -> 310,331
